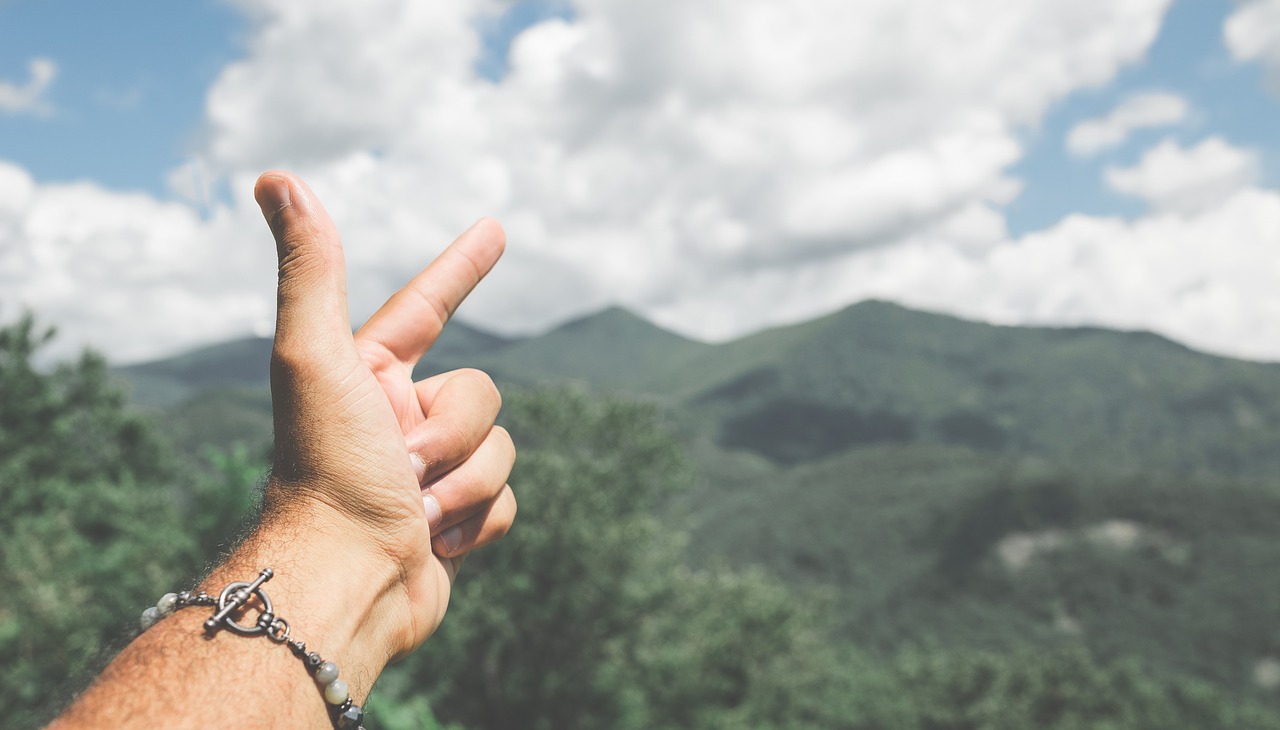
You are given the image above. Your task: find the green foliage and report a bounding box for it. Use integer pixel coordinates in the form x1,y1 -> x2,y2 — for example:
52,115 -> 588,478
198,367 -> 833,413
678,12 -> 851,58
673,301 -> 1280,477
384,389 -> 852,729
0,314 -> 191,726
119,300 -> 1280,479
861,647 -> 1280,730
186,443 -> 265,557
15,300 -> 1280,728
0,314 -> 262,727
935,475 -> 1084,579
686,441 -> 1280,699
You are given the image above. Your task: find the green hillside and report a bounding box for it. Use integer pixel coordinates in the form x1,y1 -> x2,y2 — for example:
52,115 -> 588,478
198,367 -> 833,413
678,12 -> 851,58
118,320 -> 515,408
675,301 -> 1280,476
108,301 -> 1280,707
118,302 -> 1280,481
683,442 -> 1280,694
463,306 -> 712,390
118,336 -> 273,407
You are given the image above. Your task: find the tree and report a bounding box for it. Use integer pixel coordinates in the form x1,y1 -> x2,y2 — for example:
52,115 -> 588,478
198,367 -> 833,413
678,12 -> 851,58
866,646 -> 1280,730
382,388 -> 856,730
0,315 -> 202,727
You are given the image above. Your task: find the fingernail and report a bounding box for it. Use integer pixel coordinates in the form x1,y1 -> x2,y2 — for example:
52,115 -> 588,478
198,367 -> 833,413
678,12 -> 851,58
255,175 -> 292,219
409,453 -> 427,484
440,525 -> 462,554
422,493 -> 442,532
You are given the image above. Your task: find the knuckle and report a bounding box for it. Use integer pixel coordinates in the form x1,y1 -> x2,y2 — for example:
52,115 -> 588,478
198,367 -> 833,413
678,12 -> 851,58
271,337 -> 345,383
270,340 -> 311,377
454,368 -> 500,409
276,215 -> 321,255
438,419 -> 472,459
277,245 -> 331,292
490,425 -> 514,454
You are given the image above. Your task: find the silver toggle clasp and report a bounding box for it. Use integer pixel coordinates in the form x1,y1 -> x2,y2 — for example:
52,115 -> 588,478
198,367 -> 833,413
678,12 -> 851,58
204,567 -> 275,636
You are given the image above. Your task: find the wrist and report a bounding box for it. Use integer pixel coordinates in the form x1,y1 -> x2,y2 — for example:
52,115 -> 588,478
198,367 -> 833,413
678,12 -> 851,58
211,500 -> 412,699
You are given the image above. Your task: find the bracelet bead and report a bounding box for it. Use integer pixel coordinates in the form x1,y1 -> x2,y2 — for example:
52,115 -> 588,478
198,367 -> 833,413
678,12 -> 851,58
156,592 -> 178,617
337,703 -> 365,729
139,606 -> 160,631
324,678 -> 350,705
315,661 -> 340,685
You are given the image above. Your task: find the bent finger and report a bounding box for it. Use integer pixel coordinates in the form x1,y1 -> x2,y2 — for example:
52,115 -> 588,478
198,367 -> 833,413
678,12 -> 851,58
405,369 -> 502,484
433,485 -> 517,559
422,425 -> 515,533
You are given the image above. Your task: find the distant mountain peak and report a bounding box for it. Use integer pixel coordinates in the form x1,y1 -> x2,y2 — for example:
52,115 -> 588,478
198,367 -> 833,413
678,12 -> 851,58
550,305 -> 704,346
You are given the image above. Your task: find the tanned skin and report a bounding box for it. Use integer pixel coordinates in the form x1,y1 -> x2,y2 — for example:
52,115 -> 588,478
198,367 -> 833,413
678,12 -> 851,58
52,171 -> 517,728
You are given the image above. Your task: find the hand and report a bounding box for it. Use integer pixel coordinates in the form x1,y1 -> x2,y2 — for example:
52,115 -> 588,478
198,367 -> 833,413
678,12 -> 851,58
255,170 -> 516,659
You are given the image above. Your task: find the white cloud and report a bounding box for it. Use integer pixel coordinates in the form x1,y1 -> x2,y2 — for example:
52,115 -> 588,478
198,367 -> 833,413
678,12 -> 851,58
648,186 -> 1280,361
0,57 -> 56,116
192,0 -> 1172,336
37,0 -> 1280,365
898,187 -> 1280,362
1225,0 -> 1280,87
1104,137 -> 1258,214
0,161 -> 277,363
1065,92 -> 1188,156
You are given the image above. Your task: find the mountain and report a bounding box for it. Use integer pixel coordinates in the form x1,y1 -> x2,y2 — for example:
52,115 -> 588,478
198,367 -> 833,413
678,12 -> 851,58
459,306 -> 711,390
116,302 -> 1280,477
674,301 -> 1280,476
110,301 -> 1280,701
681,440 -> 1280,690
116,302 -> 1280,479
117,336 -> 273,407
118,320 -> 517,407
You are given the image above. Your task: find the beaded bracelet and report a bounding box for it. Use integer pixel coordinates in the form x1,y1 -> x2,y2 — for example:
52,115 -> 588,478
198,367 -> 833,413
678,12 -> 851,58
139,568 -> 368,730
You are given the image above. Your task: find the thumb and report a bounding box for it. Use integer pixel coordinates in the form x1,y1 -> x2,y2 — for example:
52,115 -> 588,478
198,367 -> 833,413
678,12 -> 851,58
255,170 -> 354,358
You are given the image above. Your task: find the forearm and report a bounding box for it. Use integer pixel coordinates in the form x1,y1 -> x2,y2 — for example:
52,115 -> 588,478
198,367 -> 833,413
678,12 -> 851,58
53,505 -> 408,729
52,171 -> 516,727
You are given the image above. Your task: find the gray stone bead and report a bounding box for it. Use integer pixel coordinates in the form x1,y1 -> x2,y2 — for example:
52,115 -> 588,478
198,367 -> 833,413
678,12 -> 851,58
156,592 -> 178,617
314,661 -> 339,685
336,704 -> 364,729
323,679 -> 350,706
139,606 -> 160,631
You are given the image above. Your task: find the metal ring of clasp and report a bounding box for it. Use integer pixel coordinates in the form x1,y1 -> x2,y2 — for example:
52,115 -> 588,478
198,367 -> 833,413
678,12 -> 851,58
216,581 -> 274,636
265,617 -> 290,643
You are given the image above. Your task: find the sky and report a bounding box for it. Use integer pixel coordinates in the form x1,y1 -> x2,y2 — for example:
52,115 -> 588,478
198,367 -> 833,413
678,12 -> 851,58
2,0 -> 1280,364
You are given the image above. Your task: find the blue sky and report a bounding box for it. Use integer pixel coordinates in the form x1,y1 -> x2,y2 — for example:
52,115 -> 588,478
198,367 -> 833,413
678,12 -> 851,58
1009,0 -> 1280,234
0,0 -> 239,193
3,0 -> 1280,363
0,0 -> 574,195
1,0 -> 1270,230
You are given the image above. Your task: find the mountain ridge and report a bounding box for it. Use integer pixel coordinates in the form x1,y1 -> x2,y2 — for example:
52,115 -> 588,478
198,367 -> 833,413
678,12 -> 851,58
107,299 -> 1280,702
116,300 -> 1280,477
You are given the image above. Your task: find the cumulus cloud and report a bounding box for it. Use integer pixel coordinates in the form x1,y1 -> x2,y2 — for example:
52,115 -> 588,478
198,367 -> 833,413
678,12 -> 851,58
191,0 -> 1172,338
0,57 -> 56,116
1225,0 -> 1280,88
1104,137 -> 1259,214
647,185 -> 1280,362
1065,92 -> 1188,156
0,161 -> 278,363
870,188 -> 1280,362
39,0 -> 1280,365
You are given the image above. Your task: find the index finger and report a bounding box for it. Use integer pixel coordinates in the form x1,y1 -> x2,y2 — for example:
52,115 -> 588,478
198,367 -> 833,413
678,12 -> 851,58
355,218 -> 505,367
